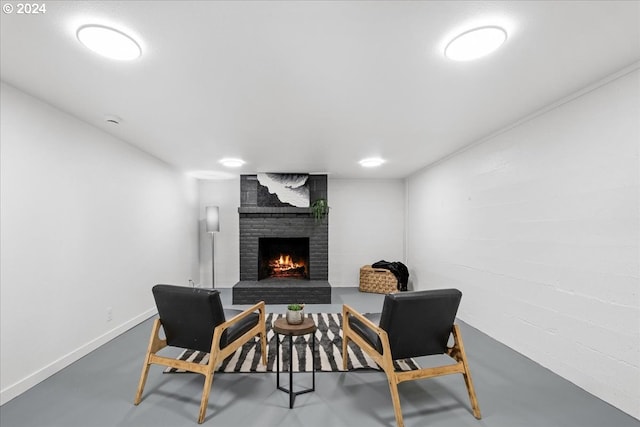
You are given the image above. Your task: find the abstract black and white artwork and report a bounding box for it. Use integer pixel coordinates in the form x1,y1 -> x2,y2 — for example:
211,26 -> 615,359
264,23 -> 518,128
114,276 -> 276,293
257,173 -> 310,207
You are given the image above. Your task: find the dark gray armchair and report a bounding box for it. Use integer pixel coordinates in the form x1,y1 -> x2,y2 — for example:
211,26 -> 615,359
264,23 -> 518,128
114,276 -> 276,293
134,284 -> 267,423
342,289 -> 481,427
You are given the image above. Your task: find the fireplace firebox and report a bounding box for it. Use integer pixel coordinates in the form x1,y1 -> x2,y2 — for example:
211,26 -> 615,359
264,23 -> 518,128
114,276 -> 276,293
258,238 -> 309,280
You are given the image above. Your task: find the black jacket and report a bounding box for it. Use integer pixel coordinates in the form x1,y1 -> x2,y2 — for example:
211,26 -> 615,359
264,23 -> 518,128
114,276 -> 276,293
371,260 -> 409,291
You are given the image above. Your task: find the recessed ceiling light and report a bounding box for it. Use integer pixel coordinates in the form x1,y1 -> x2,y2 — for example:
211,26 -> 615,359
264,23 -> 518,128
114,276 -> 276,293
359,157 -> 385,168
445,26 -> 507,61
77,24 -> 141,60
187,171 -> 236,180
219,158 -> 246,168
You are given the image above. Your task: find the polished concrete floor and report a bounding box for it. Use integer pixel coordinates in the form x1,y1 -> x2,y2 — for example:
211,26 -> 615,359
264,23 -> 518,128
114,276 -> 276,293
1,288 -> 638,427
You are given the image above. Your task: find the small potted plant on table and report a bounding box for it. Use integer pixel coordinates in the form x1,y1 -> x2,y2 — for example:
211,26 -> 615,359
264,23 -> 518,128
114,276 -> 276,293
286,303 -> 305,325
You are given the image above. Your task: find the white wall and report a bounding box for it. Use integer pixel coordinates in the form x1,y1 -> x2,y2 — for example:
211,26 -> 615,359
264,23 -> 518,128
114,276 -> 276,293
0,83 -> 199,405
329,178 -> 405,286
196,178 -> 406,288
406,67 -> 640,418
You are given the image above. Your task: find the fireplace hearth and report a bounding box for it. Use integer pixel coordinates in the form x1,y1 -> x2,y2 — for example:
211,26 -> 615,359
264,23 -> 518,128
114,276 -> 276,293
233,279 -> 331,304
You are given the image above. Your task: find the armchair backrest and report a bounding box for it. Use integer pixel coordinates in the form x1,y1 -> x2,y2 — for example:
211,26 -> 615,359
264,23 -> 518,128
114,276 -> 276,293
152,284 -> 227,353
379,288 -> 462,359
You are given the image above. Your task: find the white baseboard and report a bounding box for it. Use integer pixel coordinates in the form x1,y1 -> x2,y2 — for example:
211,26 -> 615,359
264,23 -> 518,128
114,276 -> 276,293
0,307 -> 157,406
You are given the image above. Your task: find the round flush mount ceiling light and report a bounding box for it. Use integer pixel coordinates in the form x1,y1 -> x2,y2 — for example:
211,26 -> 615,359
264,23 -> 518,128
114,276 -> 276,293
219,158 -> 246,168
77,25 -> 142,60
359,157 -> 386,168
445,26 -> 507,61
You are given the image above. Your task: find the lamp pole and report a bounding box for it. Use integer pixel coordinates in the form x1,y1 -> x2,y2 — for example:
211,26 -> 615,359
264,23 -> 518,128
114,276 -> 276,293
210,232 -> 215,288
206,206 -> 220,288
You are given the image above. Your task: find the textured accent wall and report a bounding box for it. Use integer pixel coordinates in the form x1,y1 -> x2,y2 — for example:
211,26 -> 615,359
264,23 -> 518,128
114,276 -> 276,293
239,175 -> 328,281
406,68 -> 639,419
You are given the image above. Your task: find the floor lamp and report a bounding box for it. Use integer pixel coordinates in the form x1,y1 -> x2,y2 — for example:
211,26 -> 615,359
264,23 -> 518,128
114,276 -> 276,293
206,206 -> 220,288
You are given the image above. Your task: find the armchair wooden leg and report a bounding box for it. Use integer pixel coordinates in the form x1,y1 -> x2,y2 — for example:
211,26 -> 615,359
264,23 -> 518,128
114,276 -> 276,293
342,306 -> 349,370
452,325 -> 482,419
342,335 -> 349,370
197,370 -> 215,424
134,360 -> 151,405
198,354 -> 219,424
387,373 -> 404,427
258,302 -> 267,366
462,369 -> 481,419
260,330 -> 267,366
134,319 -> 164,405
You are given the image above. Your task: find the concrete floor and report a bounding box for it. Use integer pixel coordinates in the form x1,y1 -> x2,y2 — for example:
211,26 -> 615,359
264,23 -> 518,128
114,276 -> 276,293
1,288 -> 638,427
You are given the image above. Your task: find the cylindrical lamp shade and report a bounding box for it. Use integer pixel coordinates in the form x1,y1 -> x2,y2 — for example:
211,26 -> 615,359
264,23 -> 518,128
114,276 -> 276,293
206,206 -> 220,232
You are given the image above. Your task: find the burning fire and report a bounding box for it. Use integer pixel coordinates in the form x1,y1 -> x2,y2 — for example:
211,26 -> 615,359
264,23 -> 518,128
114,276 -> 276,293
268,254 -> 307,277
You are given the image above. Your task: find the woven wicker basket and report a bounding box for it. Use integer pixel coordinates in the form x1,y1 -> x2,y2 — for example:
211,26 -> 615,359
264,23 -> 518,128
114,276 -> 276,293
359,265 -> 398,294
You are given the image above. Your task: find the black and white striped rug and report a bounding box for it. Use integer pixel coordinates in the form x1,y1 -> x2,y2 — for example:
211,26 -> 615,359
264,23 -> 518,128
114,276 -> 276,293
165,313 -> 419,373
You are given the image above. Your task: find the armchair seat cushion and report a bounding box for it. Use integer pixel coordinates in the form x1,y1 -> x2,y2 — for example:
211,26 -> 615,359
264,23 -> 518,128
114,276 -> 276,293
222,309 -> 260,348
348,313 -> 383,354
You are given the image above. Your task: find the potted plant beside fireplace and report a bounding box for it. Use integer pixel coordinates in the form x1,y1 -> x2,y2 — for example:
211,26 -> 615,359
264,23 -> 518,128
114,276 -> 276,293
310,198 -> 330,223
286,303 -> 305,325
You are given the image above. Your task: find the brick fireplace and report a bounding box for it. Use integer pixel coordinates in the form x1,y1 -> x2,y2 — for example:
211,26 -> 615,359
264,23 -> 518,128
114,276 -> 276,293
232,174 -> 331,304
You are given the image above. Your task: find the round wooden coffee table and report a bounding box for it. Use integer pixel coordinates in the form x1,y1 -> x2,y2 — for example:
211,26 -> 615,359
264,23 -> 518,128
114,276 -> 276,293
273,316 -> 317,408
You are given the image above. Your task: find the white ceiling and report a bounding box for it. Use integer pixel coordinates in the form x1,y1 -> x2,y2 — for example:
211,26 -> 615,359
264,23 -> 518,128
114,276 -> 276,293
2,1 -> 639,179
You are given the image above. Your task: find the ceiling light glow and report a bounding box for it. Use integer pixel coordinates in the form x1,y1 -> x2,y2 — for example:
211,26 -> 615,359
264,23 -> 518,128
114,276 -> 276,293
359,157 -> 385,168
219,158 -> 246,168
445,26 -> 507,61
77,25 -> 141,60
